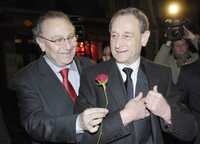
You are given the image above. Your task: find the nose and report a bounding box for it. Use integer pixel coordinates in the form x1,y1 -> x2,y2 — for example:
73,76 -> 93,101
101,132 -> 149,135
56,41 -> 71,51
63,39 -> 78,49
114,37 -> 124,49
63,39 -> 73,49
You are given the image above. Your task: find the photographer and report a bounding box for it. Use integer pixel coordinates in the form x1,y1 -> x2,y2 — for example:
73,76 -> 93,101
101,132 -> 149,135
154,27 -> 199,84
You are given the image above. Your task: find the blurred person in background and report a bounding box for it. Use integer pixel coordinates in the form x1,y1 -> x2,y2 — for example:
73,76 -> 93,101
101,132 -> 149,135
176,59 -> 200,144
102,45 -> 112,61
154,27 -> 199,84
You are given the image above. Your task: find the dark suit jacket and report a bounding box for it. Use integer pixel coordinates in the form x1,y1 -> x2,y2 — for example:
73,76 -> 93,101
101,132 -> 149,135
177,60 -> 200,144
75,57 -> 198,144
11,56 -> 93,144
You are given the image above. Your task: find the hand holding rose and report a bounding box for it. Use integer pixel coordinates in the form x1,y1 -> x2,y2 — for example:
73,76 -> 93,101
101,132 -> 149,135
79,108 -> 109,133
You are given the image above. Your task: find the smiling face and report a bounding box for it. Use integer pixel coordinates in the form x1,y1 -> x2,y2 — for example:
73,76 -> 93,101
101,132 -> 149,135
110,15 -> 150,65
36,17 -> 77,66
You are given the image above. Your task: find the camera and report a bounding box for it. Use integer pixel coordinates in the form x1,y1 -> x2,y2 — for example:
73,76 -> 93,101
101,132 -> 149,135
164,19 -> 188,41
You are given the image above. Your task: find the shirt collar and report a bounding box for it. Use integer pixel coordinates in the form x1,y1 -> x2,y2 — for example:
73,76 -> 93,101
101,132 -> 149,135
116,57 -> 140,73
44,55 -> 77,74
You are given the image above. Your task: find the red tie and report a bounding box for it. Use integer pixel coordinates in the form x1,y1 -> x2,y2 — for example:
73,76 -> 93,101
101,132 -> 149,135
60,68 -> 77,103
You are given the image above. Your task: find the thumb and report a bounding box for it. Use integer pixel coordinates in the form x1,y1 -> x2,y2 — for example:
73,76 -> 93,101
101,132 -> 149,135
153,85 -> 158,92
135,92 -> 143,101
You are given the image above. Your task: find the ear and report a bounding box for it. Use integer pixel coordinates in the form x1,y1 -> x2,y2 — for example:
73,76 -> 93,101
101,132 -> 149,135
141,30 -> 150,47
36,38 -> 46,52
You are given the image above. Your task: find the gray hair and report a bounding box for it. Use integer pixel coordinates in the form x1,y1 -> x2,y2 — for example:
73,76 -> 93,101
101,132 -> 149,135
109,7 -> 149,33
32,11 -> 73,38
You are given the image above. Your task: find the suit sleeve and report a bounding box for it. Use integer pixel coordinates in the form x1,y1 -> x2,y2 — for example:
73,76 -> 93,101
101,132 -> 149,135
75,69 -> 130,144
11,75 -> 78,143
160,70 -> 198,141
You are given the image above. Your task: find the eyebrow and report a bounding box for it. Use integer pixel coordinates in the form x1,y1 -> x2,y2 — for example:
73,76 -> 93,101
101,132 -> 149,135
123,32 -> 134,35
50,33 -> 75,39
110,31 -> 134,35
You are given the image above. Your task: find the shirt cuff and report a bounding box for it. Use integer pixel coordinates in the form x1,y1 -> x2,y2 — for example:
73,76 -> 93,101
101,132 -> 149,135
76,115 -> 84,134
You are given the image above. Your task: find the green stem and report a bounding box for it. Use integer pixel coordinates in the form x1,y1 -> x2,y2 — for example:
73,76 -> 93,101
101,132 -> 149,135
96,85 -> 108,144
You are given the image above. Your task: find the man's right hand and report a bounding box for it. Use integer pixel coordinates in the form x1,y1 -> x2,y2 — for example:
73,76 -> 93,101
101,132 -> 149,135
183,26 -> 196,40
166,40 -> 172,47
79,108 -> 109,133
120,92 -> 150,126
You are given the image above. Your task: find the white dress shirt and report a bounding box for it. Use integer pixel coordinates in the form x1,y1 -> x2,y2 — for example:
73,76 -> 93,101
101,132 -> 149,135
116,57 -> 140,98
43,55 -> 83,134
44,55 -> 80,95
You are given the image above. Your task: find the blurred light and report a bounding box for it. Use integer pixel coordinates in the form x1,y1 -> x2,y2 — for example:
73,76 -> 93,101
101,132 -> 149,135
165,1 -> 185,18
15,39 -> 22,43
168,2 -> 180,16
28,39 -> 34,44
24,19 -> 33,28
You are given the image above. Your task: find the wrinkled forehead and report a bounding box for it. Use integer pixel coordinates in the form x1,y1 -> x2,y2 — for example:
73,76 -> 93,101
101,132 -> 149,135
41,17 -> 75,34
111,15 -> 140,33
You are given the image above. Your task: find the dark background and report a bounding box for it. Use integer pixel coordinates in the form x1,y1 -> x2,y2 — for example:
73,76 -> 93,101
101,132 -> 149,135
0,0 -> 200,143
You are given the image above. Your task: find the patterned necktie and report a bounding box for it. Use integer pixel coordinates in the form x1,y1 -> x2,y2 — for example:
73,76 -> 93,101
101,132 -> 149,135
123,67 -> 134,99
60,68 -> 77,103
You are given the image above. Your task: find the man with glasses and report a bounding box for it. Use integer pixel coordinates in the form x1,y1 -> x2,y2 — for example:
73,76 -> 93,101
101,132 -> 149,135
11,11 -> 108,144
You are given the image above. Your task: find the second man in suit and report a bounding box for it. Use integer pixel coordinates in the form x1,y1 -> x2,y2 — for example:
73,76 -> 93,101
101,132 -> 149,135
76,7 -> 198,144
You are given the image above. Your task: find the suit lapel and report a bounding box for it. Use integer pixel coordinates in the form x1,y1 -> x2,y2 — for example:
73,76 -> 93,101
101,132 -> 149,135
107,58 -> 160,111
107,59 -> 127,109
140,58 -> 160,90
74,56 -> 81,74
37,57 -> 74,114
140,58 -> 162,144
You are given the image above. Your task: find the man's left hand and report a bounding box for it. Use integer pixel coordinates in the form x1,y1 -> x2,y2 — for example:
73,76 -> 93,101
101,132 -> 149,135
144,85 -> 172,124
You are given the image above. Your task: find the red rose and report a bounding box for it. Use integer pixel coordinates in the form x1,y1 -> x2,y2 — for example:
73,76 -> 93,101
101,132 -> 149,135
95,73 -> 108,108
95,73 -> 109,144
96,73 -> 108,86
